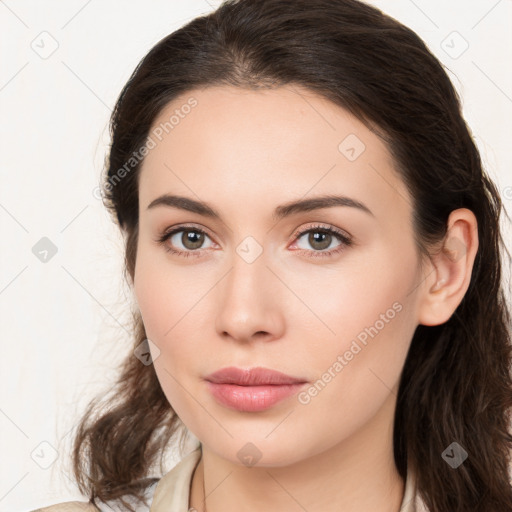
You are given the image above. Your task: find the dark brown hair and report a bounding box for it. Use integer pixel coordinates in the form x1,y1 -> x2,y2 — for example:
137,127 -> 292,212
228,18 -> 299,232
71,1 -> 512,510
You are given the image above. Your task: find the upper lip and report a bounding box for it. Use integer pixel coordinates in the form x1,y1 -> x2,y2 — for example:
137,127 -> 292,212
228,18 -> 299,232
205,366 -> 308,386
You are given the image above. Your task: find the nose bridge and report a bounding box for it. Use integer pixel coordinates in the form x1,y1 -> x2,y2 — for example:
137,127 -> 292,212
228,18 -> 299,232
224,235 -> 270,305
215,235 -> 285,341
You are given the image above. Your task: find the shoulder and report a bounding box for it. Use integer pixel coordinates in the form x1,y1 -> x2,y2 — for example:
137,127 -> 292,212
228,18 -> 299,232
32,501 -> 100,512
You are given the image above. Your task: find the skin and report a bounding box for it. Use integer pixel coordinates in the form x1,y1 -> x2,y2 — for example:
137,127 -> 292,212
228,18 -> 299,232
133,85 -> 478,512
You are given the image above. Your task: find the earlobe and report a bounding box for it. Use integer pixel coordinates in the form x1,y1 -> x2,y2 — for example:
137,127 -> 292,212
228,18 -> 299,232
417,208 -> 479,327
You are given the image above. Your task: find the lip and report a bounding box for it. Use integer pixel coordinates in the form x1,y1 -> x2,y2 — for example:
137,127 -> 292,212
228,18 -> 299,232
205,366 -> 307,386
204,367 -> 308,412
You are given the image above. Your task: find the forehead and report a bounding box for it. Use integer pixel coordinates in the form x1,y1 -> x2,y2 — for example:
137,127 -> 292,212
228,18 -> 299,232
138,85 -> 412,224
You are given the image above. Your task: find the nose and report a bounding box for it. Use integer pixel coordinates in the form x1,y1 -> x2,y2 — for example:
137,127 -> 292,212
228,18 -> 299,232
214,247 -> 286,345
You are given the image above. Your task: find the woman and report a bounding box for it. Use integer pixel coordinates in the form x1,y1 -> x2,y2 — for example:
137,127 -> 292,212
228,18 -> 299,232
35,0 -> 512,511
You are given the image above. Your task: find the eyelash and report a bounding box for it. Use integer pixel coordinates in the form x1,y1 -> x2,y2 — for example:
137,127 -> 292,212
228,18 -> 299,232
155,223 -> 353,259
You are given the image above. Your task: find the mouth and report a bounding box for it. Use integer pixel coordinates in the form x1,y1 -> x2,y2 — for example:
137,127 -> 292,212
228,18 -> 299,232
204,366 -> 308,412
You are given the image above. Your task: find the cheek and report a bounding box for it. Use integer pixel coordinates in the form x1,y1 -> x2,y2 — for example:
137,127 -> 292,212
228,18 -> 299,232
133,246 -> 197,339
134,252 -> 200,418
133,259 -> 169,339
289,250 -> 413,346
133,248 -> 208,377
293,298 -> 415,454
295,247 -> 418,399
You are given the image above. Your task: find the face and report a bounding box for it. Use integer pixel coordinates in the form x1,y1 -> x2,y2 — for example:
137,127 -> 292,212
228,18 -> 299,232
133,85 -> 426,466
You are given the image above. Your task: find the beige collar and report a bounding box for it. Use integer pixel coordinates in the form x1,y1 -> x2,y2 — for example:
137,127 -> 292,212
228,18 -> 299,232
150,447 -> 427,511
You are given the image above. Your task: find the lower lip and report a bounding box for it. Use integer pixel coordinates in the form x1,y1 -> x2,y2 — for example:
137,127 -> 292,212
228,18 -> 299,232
205,381 -> 306,412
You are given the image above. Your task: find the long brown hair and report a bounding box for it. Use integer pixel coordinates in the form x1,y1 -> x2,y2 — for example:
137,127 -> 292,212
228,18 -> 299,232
71,1 -> 512,510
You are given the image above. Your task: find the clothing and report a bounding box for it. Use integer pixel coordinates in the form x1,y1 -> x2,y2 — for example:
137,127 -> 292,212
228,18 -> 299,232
149,448 -> 429,512
35,447 -> 429,512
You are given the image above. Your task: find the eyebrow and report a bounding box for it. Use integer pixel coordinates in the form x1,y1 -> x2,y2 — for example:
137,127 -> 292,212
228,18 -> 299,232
146,193 -> 374,222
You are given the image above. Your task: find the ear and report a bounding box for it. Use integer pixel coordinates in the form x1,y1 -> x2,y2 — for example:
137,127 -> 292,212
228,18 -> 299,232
417,208 -> 479,326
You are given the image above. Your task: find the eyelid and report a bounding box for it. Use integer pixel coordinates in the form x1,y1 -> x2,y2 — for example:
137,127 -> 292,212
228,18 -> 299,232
289,222 -> 352,246
159,222 -> 214,239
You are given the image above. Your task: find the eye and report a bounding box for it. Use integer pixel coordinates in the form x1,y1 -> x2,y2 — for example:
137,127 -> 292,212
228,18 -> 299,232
156,222 -> 353,259
289,223 -> 353,258
156,224 -> 215,258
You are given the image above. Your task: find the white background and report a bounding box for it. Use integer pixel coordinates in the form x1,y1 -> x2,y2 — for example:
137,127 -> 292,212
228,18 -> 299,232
1,1 -> 511,511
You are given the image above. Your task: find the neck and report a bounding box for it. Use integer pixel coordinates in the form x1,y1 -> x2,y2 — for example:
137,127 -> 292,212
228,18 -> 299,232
189,392 -> 405,512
